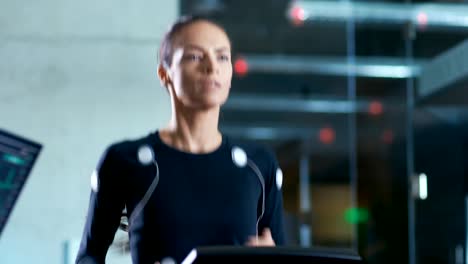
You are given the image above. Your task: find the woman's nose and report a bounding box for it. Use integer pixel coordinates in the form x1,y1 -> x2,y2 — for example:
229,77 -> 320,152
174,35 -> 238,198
202,55 -> 218,74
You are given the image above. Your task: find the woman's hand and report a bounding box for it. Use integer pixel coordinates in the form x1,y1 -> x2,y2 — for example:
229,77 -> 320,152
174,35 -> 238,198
245,228 -> 275,246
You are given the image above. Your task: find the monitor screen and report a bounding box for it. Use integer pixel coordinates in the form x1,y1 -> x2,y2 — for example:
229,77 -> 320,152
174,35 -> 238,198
0,129 -> 42,236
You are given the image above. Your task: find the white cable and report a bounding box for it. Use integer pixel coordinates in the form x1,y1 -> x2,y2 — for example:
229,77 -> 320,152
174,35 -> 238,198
231,146 -> 266,240
247,159 -> 265,240
129,146 -> 160,226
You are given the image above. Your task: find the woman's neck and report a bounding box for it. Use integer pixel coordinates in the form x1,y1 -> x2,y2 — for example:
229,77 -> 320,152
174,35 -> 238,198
160,103 -> 222,154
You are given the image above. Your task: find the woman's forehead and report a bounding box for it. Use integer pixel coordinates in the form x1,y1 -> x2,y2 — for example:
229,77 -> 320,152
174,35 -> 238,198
173,21 -> 231,50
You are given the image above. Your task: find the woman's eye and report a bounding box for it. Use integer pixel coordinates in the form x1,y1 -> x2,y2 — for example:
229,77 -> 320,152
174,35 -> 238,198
185,54 -> 203,61
219,55 -> 230,61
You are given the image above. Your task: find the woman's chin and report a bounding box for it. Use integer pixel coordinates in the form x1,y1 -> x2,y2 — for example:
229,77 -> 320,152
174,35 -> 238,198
195,100 -> 224,111
191,96 -> 228,110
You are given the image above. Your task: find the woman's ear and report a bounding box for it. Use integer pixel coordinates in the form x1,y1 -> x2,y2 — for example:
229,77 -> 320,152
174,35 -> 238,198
157,63 -> 172,88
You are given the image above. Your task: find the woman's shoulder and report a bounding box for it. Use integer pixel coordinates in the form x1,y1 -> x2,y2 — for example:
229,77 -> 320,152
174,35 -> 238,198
224,136 -> 277,163
102,132 -> 156,161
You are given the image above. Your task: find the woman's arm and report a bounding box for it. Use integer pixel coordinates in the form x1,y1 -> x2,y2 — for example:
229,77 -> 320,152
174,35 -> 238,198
257,149 -> 286,245
75,145 -> 126,264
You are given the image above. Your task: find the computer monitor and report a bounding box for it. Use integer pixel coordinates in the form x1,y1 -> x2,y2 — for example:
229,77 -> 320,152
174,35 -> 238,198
182,246 -> 362,264
0,129 -> 42,236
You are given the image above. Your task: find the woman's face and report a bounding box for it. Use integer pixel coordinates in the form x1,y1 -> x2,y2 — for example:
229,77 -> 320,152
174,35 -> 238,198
166,21 -> 233,110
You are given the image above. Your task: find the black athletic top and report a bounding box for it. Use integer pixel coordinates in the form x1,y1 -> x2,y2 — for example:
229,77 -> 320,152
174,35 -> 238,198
76,131 -> 285,264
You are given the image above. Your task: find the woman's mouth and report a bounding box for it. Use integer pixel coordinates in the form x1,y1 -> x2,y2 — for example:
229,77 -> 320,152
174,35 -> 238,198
200,79 -> 221,89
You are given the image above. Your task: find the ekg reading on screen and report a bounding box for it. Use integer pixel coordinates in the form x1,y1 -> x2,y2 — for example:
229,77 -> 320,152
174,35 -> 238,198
0,129 -> 42,236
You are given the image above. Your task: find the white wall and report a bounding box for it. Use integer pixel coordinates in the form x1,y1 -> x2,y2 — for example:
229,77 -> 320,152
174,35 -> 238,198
0,1 -> 177,263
